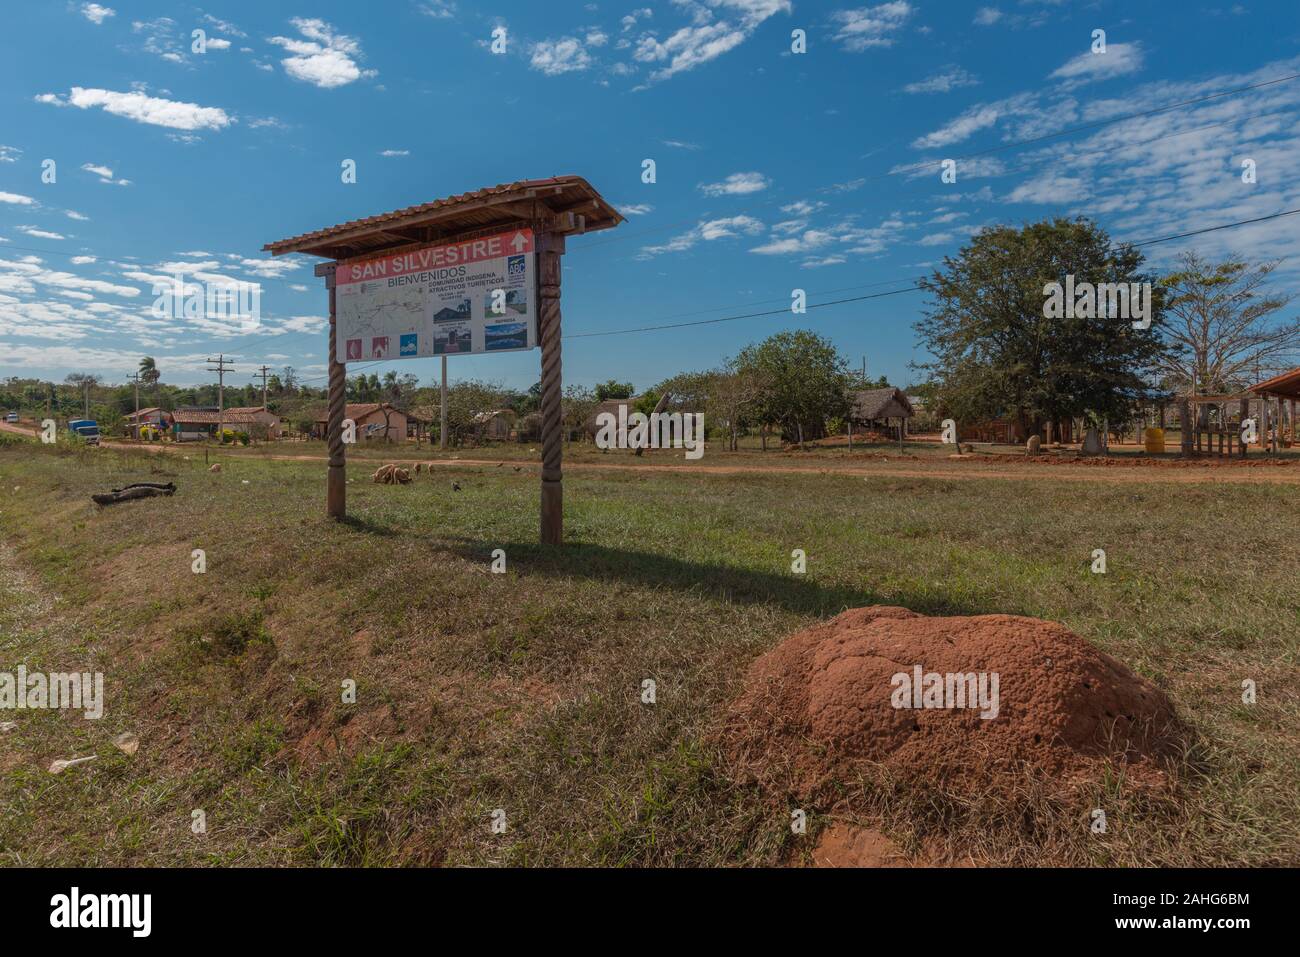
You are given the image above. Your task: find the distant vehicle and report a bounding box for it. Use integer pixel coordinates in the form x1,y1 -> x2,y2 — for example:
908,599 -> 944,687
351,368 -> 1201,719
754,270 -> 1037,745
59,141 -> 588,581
4,412 -> 17,423
68,419 -> 101,446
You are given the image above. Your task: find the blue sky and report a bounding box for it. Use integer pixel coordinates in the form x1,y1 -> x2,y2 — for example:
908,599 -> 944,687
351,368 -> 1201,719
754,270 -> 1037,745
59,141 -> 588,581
1,0 -> 1298,391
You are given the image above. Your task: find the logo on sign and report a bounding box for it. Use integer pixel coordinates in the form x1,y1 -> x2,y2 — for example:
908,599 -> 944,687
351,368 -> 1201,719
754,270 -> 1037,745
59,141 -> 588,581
346,339 -> 362,361
508,255 -> 525,278
372,336 -> 390,358
399,333 -> 418,356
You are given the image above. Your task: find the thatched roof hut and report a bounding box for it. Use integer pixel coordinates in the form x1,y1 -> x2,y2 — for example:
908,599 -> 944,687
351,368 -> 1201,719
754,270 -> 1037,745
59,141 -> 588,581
849,387 -> 914,423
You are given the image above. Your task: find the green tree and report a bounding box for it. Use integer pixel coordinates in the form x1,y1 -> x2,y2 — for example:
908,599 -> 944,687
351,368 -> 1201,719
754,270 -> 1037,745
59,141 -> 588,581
594,379 -> 634,402
735,330 -> 850,447
914,217 -> 1167,438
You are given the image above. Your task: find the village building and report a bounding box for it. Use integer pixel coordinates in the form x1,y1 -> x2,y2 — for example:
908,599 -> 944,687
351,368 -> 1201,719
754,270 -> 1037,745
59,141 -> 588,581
171,406 -> 281,440
312,403 -> 412,442
849,387 -> 914,439
122,407 -> 172,434
472,409 -> 517,441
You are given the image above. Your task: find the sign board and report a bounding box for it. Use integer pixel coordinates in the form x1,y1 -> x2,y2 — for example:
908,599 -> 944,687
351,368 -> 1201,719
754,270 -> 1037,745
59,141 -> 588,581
335,228 -> 535,363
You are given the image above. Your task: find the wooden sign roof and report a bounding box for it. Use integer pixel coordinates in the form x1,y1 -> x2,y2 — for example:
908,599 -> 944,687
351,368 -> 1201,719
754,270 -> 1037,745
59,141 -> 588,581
263,175 -> 623,261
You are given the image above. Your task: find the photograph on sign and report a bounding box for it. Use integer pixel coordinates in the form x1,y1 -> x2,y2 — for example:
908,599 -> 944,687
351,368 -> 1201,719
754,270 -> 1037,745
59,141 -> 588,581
335,229 -> 535,363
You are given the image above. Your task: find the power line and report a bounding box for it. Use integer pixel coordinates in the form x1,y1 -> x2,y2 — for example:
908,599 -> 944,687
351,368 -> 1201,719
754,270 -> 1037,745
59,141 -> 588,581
1130,207 -> 1300,247
564,285 -> 924,339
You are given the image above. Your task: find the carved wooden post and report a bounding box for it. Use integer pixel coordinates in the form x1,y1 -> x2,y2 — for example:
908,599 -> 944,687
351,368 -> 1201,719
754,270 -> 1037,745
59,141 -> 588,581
320,262 -> 345,518
537,232 -> 565,545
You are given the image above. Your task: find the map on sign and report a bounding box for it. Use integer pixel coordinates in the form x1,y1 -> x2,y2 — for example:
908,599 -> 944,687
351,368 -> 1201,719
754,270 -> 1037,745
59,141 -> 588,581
335,228 -> 536,363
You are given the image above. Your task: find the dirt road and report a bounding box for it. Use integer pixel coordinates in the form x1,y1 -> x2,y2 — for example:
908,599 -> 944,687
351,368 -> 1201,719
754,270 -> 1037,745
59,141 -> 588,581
96,440 -> 1300,486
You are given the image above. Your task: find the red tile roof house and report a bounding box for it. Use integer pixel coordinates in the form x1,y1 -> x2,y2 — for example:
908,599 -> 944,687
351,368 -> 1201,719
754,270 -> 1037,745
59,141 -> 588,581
312,403 -> 410,442
171,406 -> 281,440
122,407 -> 173,434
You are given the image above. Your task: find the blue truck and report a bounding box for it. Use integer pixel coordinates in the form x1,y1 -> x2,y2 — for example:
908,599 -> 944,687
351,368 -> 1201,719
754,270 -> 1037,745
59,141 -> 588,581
67,419 -> 101,446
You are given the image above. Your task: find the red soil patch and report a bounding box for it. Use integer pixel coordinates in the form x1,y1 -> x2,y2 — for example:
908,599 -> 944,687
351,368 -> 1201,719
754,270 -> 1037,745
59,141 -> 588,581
813,825 -> 909,867
725,606 -> 1182,800
810,824 -> 977,867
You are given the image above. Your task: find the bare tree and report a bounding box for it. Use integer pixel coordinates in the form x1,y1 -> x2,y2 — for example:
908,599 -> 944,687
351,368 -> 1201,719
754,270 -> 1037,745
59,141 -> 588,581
1159,253 -> 1299,397
708,362 -> 764,452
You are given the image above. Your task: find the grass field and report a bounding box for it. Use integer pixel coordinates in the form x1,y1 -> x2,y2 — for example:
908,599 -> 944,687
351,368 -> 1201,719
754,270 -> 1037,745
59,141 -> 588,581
1,438 -> 1297,867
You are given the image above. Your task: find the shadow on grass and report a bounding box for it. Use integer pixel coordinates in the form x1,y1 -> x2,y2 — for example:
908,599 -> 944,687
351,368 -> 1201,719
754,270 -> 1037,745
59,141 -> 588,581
443,536 -> 987,619
337,514 -> 402,537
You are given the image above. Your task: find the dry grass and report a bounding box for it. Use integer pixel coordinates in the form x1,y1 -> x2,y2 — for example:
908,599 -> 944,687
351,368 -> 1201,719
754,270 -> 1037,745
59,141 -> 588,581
0,441 -> 1296,867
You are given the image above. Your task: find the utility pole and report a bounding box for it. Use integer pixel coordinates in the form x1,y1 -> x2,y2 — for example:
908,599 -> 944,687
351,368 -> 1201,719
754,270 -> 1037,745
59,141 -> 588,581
206,354 -> 233,443
128,372 -> 141,442
256,364 -> 271,410
440,355 -> 448,450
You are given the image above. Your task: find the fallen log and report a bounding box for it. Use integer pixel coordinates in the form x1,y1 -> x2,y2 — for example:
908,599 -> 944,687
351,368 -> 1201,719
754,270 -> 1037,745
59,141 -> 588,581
92,482 -> 176,505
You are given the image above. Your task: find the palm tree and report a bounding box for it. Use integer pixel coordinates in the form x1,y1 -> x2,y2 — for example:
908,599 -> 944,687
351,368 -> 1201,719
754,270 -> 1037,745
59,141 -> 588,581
139,356 -> 161,407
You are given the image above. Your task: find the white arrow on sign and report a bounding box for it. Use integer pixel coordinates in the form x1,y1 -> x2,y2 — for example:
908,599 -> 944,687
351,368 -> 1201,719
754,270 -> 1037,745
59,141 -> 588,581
511,232 -> 527,252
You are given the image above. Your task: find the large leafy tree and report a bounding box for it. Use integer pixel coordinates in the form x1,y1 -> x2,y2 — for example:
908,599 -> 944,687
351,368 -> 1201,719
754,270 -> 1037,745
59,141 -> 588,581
736,329 -> 850,447
914,217 -> 1167,436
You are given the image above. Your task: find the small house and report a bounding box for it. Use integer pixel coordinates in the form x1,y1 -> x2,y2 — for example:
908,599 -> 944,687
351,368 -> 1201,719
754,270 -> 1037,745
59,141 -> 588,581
849,387 -> 914,438
312,403 -> 408,442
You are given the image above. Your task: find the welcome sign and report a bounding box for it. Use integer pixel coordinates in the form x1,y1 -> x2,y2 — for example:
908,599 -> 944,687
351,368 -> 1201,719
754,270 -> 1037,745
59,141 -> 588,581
334,228 -> 536,362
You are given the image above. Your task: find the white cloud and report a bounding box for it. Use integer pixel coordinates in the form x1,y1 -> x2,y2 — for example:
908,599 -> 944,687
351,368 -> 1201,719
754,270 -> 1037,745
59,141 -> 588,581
0,191 -> 36,206
379,149 -> 410,157
39,88 -> 233,131
17,226 -> 66,240
133,17 -> 186,63
281,315 -> 326,333
638,214 -> 763,257
80,3 -> 115,25
750,229 -> 835,255
586,30 -> 608,47
699,215 -> 764,240
530,37 -> 593,75
268,18 -> 376,88
65,210 -> 89,221
699,171 -> 770,196
0,145 -> 20,163
621,7 -> 652,32
202,14 -> 246,38
206,38 -> 232,51
829,1 -> 913,52
1050,42 -> 1144,89
781,200 -> 826,216
418,1 -> 457,19
631,1 -> 790,84
1005,172 -> 1090,204
662,139 -> 700,150
972,7 -> 1002,26
618,203 -> 654,215
909,92 -> 1051,150
80,162 -> 131,185
904,66 -> 980,95
71,255 -> 97,264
